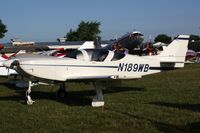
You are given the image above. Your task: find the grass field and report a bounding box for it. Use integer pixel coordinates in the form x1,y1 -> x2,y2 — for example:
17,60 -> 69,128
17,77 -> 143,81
0,64 -> 200,133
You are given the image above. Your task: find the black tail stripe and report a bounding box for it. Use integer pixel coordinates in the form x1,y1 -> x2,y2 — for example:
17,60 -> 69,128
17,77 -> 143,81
150,67 -> 176,70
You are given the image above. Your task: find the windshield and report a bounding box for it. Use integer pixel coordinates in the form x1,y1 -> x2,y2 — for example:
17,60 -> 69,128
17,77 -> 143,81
112,52 -> 125,61
90,49 -> 109,61
69,49 -> 125,61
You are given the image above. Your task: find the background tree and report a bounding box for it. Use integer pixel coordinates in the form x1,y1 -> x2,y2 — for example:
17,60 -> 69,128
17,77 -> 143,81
0,19 -> 8,39
154,34 -> 172,44
66,21 -> 101,41
66,29 -> 79,41
188,34 -> 200,52
190,34 -> 200,42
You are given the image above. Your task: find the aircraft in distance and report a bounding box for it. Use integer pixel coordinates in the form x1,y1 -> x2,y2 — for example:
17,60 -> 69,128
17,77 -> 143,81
185,50 -> 200,63
38,31 -> 144,51
1,31 -> 144,54
3,35 -> 189,107
104,31 -> 144,51
113,31 -> 144,50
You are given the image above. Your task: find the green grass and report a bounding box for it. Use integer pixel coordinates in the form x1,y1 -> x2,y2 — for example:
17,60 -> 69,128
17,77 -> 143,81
0,64 -> 200,133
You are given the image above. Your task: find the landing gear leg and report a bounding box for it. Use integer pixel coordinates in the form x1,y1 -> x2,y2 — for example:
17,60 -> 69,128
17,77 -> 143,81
56,83 -> 67,98
92,81 -> 105,107
26,81 -> 35,105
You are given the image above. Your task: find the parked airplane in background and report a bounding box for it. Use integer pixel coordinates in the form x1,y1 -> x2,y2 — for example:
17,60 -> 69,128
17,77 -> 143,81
104,31 -> 144,51
1,31 -> 144,55
37,31 -> 144,52
116,31 -> 144,50
3,35 -> 189,107
185,49 -> 200,63
153,42 -> 168,48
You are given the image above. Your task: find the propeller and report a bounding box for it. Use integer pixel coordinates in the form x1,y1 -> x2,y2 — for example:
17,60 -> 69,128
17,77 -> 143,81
10,60 -> 20,69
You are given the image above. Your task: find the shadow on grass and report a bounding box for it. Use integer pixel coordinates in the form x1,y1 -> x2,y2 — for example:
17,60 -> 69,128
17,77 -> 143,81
153,121 -> 200,133
184,121 -> 200,133
150,102 -> 200,112
108,108 -> 200,133
0,82 -> 145,106
107,108 -> 183,132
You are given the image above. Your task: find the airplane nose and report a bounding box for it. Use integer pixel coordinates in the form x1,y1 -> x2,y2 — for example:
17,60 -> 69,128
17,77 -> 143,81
3,59 -> 19,68
3,60 -> 13,68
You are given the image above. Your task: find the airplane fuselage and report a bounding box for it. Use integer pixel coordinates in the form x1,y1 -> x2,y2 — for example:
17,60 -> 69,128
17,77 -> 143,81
11,51 -> 162,82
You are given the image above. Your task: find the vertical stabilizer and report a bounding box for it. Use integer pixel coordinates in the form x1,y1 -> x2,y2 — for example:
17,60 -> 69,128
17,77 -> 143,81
158,35 -> 190,67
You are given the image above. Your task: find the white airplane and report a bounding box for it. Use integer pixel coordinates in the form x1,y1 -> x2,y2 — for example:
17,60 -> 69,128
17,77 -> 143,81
3,35 -> 190,107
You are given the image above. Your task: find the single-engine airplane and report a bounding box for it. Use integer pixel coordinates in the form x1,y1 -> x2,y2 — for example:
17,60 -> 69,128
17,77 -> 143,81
3,35 -> 189,107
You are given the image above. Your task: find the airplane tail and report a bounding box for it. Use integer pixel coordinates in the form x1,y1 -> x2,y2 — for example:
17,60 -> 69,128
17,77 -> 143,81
157,35 -> 190,68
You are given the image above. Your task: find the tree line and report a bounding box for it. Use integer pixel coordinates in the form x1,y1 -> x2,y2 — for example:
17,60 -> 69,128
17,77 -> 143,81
1,19 -> 200,45
0,19 -> 7,39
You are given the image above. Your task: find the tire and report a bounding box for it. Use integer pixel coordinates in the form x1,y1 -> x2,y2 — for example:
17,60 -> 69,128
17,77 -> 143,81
56,89 -> 67,98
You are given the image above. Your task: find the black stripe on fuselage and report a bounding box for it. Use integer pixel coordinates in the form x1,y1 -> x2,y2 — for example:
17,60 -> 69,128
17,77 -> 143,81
150,67 -> 176,71
21,64 -> 118,68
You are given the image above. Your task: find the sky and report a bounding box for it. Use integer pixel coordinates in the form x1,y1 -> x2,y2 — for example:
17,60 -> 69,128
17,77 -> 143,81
0,0 -> 200,43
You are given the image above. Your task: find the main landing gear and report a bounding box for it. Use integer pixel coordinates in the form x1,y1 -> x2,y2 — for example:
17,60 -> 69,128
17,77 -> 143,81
56,83 -> 67,98
56,82 -> 105,107
92,81 -> 105,107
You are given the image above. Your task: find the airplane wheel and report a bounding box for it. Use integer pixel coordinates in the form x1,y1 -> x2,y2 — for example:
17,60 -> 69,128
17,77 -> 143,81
56,89 -> 67,98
